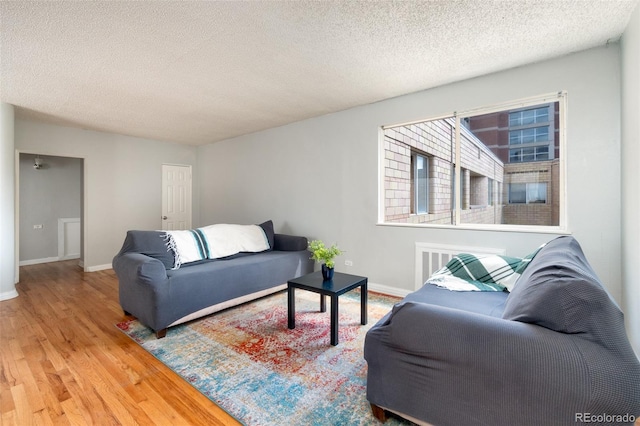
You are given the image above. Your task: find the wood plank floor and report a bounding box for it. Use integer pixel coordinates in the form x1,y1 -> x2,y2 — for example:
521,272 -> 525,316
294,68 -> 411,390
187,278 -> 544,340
0,260 -> 240,425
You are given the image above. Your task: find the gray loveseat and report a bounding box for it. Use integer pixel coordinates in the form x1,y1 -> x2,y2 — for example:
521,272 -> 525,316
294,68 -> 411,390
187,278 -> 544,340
113,221 -> 313,338
364,236 -> 640,425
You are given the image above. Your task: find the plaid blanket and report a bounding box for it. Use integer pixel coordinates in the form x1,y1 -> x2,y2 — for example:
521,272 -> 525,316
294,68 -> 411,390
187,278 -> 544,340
428,244 -> 545,292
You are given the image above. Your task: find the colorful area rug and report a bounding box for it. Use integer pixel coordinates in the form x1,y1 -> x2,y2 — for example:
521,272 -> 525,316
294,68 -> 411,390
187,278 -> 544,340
117,289 -> 412,426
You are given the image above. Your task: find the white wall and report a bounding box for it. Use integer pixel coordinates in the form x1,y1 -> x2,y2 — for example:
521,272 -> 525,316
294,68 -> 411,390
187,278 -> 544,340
621,2 -> 640,355
15,120 -> 199,270
198,46 -> 624,302
0,103 -> 18,300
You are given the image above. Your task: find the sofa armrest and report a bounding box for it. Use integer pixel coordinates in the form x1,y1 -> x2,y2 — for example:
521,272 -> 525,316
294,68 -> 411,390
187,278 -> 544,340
113,252 -> 172,333
273,234 -> 308,251
113,252 -> 168,286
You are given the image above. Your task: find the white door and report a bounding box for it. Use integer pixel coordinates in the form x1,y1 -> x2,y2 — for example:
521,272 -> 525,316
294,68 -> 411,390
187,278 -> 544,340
161,164 -> 192,230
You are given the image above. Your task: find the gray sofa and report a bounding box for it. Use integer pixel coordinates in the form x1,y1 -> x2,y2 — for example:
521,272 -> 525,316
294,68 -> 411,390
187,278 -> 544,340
364,236 -> 640,425
113,221 -> 313,338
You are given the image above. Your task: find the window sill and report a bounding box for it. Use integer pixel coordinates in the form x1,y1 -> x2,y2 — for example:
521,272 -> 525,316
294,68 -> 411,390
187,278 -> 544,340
376,221 -> 571,235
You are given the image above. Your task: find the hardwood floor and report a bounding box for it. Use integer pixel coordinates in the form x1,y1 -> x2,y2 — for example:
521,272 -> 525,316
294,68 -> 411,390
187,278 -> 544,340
0,261 -> 240,425
3,261 -> 639,426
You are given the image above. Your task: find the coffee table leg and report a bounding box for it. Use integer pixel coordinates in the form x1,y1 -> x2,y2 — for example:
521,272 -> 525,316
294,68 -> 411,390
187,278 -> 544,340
288,286 -> 295,329
330,294 -> 338,346
320,294 -> 326,312
361,281 -> 368,325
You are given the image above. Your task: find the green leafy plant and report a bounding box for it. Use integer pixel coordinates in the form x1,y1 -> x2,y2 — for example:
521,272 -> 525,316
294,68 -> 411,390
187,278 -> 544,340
308,240 -> 343,269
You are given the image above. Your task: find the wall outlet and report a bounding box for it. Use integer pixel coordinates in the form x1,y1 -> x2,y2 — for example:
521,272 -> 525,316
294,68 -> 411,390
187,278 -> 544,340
344,260 -> 353,266
33,224 -> 43,229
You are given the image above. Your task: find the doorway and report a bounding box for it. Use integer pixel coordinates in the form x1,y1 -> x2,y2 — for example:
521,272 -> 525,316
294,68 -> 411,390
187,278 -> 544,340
18,153 -> 84,267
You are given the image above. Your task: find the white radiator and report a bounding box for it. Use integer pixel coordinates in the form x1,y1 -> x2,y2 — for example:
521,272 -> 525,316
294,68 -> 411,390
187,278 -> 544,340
414,243 -> 506,290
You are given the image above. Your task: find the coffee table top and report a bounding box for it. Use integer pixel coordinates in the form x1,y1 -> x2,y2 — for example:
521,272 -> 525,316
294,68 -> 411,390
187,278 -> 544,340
288,271 -> 367,296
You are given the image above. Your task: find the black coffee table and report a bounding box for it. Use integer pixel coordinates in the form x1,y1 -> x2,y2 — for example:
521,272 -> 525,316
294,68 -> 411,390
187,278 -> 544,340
287,271 -> 368,346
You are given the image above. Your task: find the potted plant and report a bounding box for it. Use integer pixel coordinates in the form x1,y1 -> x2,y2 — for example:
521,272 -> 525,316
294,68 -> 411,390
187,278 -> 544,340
308,240 -> 343,280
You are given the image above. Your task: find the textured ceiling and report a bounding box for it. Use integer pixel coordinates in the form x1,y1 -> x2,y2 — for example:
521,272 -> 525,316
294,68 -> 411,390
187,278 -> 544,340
1,1 -> 638,146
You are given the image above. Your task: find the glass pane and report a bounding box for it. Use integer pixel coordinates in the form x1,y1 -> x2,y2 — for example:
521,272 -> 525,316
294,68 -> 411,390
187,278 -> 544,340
509,183 -> 526,204
522,109 -> 535,125
382,117 -> 454,225
461,100 -> 560,226
509,131 -> 521,144
527,183 -> 547,203
535,107 -> 549,122
535,126 -> 549,141
488,178 -> 494,205
536,146 -> 549,161
416,155 -> 428,214
509,113 -> 520,127
522,128 -> 535,143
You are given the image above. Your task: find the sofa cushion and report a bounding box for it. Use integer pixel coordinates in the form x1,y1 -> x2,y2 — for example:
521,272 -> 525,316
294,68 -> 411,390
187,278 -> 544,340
502,236 -> 622,337
405,282 -> 509,317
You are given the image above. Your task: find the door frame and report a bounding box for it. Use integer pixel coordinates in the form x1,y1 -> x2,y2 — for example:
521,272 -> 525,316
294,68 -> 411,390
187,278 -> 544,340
15,150 -> 87,282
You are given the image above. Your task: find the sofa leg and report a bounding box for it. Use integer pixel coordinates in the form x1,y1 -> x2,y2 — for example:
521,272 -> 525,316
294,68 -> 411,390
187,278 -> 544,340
371,404 -> 388,423
155,328 -> 167,339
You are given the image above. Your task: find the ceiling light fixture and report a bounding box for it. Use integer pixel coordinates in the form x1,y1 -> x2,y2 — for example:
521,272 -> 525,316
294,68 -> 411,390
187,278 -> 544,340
34,155 -> 44,170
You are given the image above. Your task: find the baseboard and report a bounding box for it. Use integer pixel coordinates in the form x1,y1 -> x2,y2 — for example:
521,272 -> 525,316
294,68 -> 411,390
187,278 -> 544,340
19,256 -> 59,266
0,288 -> 19,301
85,263 -> 113,272
20,256 -> 82,267
59,254 -> 80,261
368,282 -> 412,298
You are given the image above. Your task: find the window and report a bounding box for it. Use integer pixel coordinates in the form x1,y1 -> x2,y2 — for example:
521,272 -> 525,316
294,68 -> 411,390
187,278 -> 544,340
380,92 -> 565,229
509,107 -> 549,127
488,178 -> 494,206
509,146 -> 549,163
506,104 -> 554,166
509,183 -> 527,204
509,126 -> 550,144
413,153 -> 429,214
509,183 -> 547,204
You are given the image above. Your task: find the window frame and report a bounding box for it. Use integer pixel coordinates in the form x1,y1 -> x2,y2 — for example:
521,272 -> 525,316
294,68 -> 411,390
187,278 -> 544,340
378,91 -> 568,233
